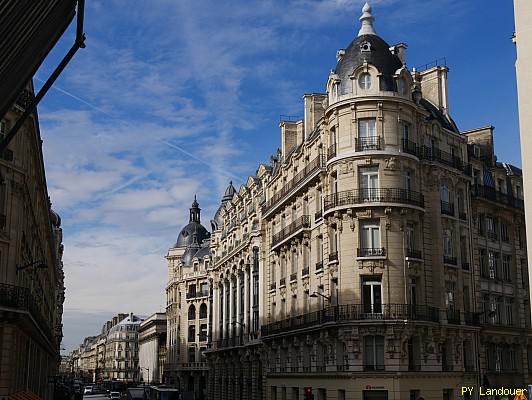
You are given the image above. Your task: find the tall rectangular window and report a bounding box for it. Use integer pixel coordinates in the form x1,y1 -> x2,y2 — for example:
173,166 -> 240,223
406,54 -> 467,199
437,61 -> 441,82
360,220 -> 381,256
406,223 -> 415,251
502,255 -> 511,281
362,276 -> 382,314
359,166 -> 379,201
404,170 -> 412,191
358,119 -> 377,142
363,335 -> 384,370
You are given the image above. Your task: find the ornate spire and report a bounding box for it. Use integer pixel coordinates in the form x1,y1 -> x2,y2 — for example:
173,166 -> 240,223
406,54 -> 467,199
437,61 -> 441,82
358,2 -> 376,37
189,195 -> 201,223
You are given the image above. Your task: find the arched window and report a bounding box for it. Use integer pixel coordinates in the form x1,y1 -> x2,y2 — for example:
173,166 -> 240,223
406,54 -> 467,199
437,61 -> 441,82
188,305 -> 196,320
440,181 -> 450,203
359,73 -> 372,90
199,303 -> 207,319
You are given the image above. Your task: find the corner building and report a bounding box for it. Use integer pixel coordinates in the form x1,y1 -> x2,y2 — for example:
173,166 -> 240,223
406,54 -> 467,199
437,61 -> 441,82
205,3 -> 532,400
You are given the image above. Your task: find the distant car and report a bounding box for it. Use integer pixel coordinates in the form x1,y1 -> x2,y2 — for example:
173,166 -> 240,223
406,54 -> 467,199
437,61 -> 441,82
109,392 -> 121,399
84,386 -> 93,394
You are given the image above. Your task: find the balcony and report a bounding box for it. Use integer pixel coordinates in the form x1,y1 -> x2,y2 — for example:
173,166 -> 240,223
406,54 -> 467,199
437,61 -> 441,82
315,261 -> 323,273
324,188 -> 424,212
301,267 -> 309,277
327,143 -> 337,161
420,146 -> 470,174
406,249 -> 422,259
262,155 -> 326,215
261,304 -> 439,336
290,273 -> 297,282
314,210 -> 323,222
271,215 -> 311,249
186,290 -> 209,299
0,283 -> 54,345
459,211 -> 467,220
472,184 -> 524,210
443,256 -> 457,266
440,201 -> 454,216
464,312 -> 480,326
269,282 -> 276,291
279,277 -> 286,287
487,231 -> 498,241
328,252 -> 338,263
357,248 -> 386,258
401,139 -> 419,157
462,262 -> 470,271
355,136 -> 381,151
446,308 -> 461,324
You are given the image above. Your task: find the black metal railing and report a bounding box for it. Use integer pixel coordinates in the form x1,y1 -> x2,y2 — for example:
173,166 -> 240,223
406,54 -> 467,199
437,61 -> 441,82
420,146 -> 470,174
327,143 -> 337,160
462,262 -> 470,271
406,249 -> 422,259
355,137 -> 381,151
464,312 -> 480,326
186,290 -> 209,299
443,256 -> 457,265
290,273 -> 297,282
272,215 -> 311,247
302,267 -> 309,277
472,184 -> 524,210
314,210 -> 322,221
269,282 -> 276,291
329,252 -> 338,263
487,231 -> 498,241
447,308 -> 461,324
324,188 -> 424,211
279,277 -> 286,287
401,139 -> 418,156
263,155 -> 326,214
357,248 -> 386,257
261,304 -> 439,336
315,261 -> 323,272
441,201 -> 454,216
0,283 -> 55,345
459,211 -> 467,220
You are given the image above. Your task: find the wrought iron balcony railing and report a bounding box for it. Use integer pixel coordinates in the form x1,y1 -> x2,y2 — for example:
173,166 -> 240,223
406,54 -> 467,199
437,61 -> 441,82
355,136 -> 381,151
324,188 -> 424,211
263,155 -> 326,215
261,304 -> 439,336
406,249 -> 422,259
302,267 -> 309,277
327,143 -> 337,161
328,252 -> 338,263
446,308 -> 461,324
315,261 -> 323,272
357,248 -> 386,257
443,256 -> 457,265
290,272 -> 297,282
420,146 -> 470,174
279,277 -> 286,287
401,139 -> 419,156
441,201 -> 454,216
314,210 -> 322,222
0,283 -> 55,345
271,215 -> 311,248
472,184 -> 524,210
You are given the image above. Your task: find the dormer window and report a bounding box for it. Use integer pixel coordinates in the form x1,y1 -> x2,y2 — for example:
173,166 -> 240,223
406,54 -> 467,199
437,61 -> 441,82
360,41 -> 372,52
397,78 -> 407,95
359,73 -> 372,90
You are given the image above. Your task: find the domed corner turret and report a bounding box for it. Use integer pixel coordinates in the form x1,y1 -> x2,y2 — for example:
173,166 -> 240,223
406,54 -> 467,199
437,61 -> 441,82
222,181 -> 236,203
174,195 -> 210,248
331,2 -> 403,97
50,208 -> 61,228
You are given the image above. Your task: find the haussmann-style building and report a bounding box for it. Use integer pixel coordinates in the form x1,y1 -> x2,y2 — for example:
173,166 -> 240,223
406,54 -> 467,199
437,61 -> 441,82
197,3 -> 532,400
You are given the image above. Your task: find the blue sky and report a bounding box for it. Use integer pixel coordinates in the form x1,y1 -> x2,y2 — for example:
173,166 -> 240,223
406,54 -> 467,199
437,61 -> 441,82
35,0 -> 521,352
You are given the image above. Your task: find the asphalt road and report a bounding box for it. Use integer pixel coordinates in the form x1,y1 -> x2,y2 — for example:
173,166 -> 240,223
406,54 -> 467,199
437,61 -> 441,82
82,395 -> 110,400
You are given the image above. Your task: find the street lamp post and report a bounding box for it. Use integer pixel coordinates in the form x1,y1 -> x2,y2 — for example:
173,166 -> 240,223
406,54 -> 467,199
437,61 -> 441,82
139,367 -> 150,385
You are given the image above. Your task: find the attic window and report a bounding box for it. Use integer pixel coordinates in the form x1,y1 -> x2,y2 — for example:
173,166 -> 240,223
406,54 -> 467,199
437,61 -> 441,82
360,41 -> 371,52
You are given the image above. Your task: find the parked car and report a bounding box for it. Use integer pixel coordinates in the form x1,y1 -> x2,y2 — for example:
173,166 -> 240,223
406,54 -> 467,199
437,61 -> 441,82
109,392 -> 121,399
84,386 -> 93,395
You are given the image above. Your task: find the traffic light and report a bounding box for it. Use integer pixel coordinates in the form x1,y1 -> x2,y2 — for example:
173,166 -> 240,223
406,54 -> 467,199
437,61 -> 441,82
304,387 -> 314,400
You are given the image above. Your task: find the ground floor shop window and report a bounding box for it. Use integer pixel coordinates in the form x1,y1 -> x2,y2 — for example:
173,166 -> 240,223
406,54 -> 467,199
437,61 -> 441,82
363,390 -> 388,400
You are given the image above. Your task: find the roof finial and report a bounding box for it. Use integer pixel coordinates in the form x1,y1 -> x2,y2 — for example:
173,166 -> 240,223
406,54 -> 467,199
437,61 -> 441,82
358,2 -> 376,37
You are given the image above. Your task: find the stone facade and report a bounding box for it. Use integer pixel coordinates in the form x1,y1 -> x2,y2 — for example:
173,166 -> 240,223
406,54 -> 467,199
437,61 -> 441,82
139,312 -> 167,384
0,84 -> 65,400
202,3 -> 532,400
165,198 -> 211,398
514,0 -> 532,316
